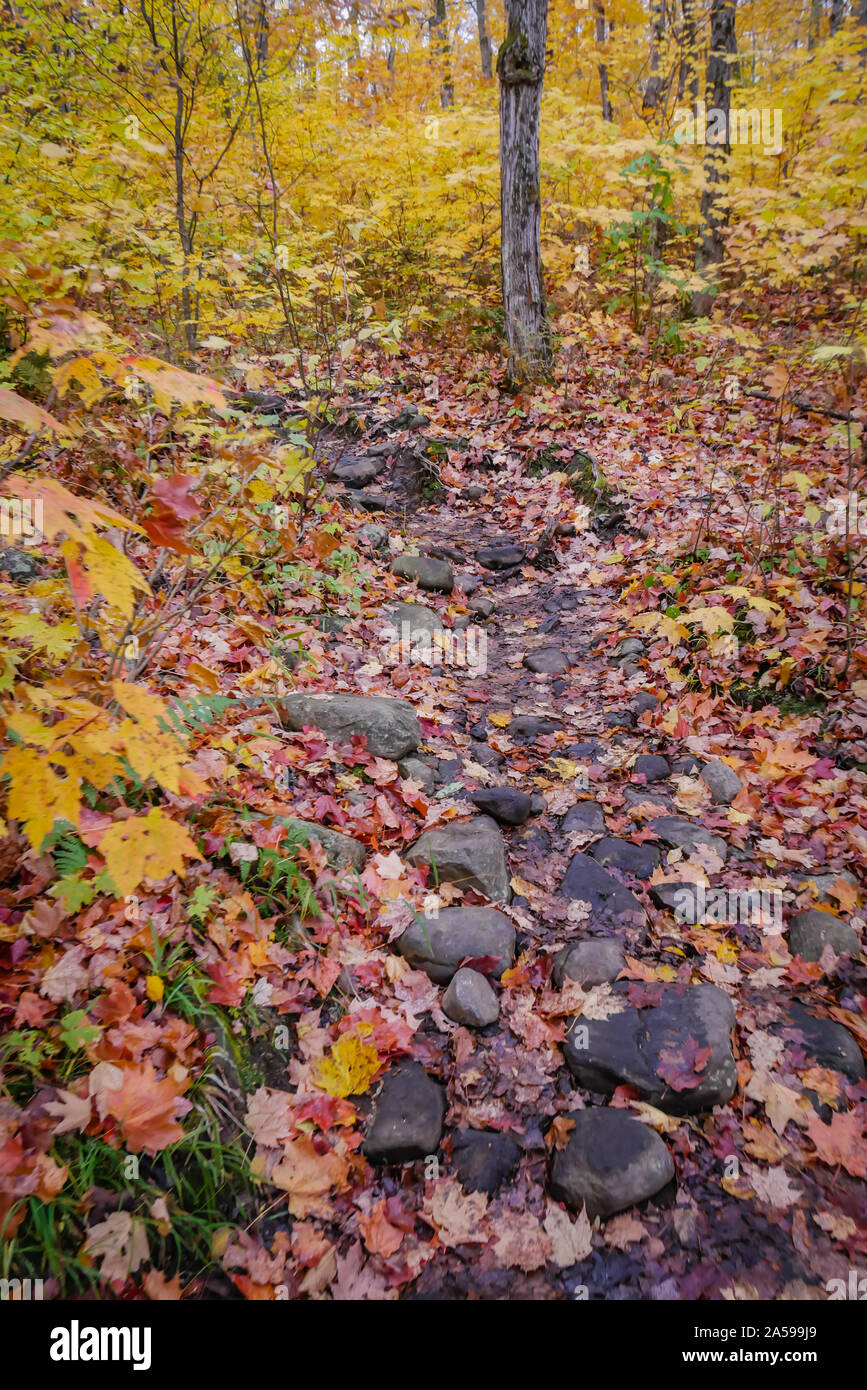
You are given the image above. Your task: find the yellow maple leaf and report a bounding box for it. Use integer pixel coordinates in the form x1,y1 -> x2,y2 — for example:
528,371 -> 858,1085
69,533 -> 150,619
2,744 -> 80,849
684,606 -> 734,635
98,809 -> 202,896
489,711 -> 512,727
312,1025 -> 380,1099
111,681 -> 168,729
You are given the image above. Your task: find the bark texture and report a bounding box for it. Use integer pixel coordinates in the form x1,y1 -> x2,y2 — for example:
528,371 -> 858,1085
475,0 -> 493,77
691,0 -> 737,318
594,1 -> 612,121
497,0 -> 552,381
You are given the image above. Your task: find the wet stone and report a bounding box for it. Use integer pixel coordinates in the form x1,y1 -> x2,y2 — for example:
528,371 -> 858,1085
392,554 -> 454,593
549,1108 -> 675,1219
450,1130 -> 521,1195
650,816 -> 727,862
407,816 -> 511,903
633,754 -> 670,783
396,907 -> 516,984
562,802 -> 606,834
559,853 -> 645,928
470,787 -> 533,826
524,648 -> 570,676
476,544 -> 525,570
552,938 -> 626,988
442,967 -> 500,1028
364,1061 -> 446,1164
788,909 -> 860,962
589,836 -> 661,880
563,983 -> 737,1115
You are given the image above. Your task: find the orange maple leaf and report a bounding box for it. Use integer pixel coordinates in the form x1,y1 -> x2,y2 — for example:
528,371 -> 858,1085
106,1062 -> 192,1154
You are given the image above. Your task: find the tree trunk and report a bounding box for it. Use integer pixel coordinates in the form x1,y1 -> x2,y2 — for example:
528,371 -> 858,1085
475,0 -> 493,77
643,0 -> 666,111
431,0 -> 454,107
679,0 -> 699,107
808,0 -> 823,49
691,0 -> 737,318
497,0 -> 551,381
829,0 -> 845,33
593,1 -> 612,121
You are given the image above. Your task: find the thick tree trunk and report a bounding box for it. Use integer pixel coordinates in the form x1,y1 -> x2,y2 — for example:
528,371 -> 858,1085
593,1 -> 612,121
498,0 -> 551,381
691,0 -> 737,317
475,0 -> 493,77
431,0 -> 454,107
829,0 -> 845,33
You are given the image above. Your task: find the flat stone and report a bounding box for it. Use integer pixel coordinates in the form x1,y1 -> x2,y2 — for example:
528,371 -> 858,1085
778,1003 -> 865,1083
396,906 -> 516,983
407,817 -> 511,904
553,939 -> 626,988
633,692 -> 660,715
589,836 -> 661,879
612,637 -> 645,661
470,787 -> 533,826
364,1061 -> 445,1163
397,756 -> 436,791
603,710 -> 635,730
562,802 -> 606,834
510,715 -> 560,740
354,492 -> 388,512
472,744 -> 505,768
357,523 -> 388,550
476,544 -> 525,570
563,983 -> 737,1114
277,818 -> 365,871
333,456 -> 385,487
387,601 -> 444,637
788,909 -> 860,962
524,648 -> 570,675
701,758 -> 743,805
650,816 -> 727,862
650,882 -> 693,913
669,754 -> 703,775
450,1130 -> 521,1194
278,693 -> 421,760
549,1109 -> 675,1219
392,554 -> 454,593
559,852 -> 644,926
633,754 -> 670,783
468,595 -> 495,619
442,967 -> 500,1027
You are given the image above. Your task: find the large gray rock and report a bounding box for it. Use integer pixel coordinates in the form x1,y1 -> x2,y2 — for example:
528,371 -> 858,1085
442,967 -> 500,1027
392,554 -> 454,593
777,1003 -> 865,1083
562,802 -> 606,834
278,693 -> 421,760
397,907 -> 515,984
386,601 -> 444,637
476,544 -> 525,570
701,758 -> 743,805
364,1062 -> 445,1163
470,787 -> 533,826
333,456 -> 385,487
407,817 -> 511,904
788,909 -> 860,962
524,648 -> 570,676
552,939 -> 626,988
549,1108 -> 675,1218
559,852 -> 645,928
649,816 -> 727,862
563,983 -> 737,1114
588,836 -> 661,879
277,818 -> 365,871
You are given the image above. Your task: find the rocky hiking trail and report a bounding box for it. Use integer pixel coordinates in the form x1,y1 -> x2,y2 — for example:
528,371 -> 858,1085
223,392 -> 867,1302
